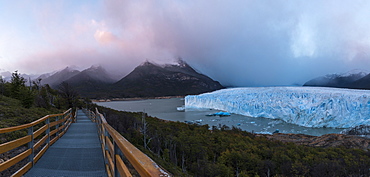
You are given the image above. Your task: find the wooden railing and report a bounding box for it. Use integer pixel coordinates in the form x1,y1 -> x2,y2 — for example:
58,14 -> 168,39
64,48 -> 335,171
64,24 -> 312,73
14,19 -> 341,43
85,108 -> 170,177
0,109 -> 74,177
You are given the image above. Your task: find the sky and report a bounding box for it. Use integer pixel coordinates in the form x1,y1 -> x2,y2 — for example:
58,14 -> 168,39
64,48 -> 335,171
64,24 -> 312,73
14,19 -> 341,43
1,0 -> 370,86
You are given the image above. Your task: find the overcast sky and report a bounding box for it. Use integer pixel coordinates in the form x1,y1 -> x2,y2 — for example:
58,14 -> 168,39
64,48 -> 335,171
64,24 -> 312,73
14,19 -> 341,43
1,0 -> 370,86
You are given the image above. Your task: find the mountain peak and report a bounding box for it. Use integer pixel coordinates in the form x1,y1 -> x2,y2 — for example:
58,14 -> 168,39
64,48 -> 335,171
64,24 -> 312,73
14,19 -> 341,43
63,65 -> 81,72
340,69 -> 368,77
304,69 -> 370,89
88,64 -> 103,70
114,60 -> 224,97
175,58 -> 188,67
139,60 -> 162,67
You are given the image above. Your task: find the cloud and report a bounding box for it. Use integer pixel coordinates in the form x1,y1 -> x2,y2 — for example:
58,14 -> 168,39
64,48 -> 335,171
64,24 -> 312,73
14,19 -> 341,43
94,30 -> 118,44
4,0 -> 370,86
97,0 -> 370,86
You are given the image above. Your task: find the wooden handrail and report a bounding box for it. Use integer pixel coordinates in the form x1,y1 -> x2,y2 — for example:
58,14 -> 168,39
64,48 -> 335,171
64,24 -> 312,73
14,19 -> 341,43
0,111 -> 66,134
87,108 -> 170,177
0,108 -> 74,176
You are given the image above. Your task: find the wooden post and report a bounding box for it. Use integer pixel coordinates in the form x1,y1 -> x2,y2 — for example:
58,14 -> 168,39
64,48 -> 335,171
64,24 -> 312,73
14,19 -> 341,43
104,129 -> 109,167
28,126 -> 34,165
46,118 -> 50,145
114,141 -> 119,177
55,116 -> 59,137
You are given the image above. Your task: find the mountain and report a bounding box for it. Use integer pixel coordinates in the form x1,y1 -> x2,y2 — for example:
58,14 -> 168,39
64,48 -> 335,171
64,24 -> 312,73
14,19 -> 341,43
350,73 -> 370,89
60,65 -> 117,98
0,70 -> 38,82
36,60 -> 224,98
0,70 -> 12,81
39,67 -> 80,87
112,60 -> 224,98
303,70 -> 369,89
66,65 -> 115,85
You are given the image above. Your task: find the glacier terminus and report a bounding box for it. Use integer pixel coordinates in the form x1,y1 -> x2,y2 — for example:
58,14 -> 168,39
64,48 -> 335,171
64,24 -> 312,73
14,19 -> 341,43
185,87 -> 370,128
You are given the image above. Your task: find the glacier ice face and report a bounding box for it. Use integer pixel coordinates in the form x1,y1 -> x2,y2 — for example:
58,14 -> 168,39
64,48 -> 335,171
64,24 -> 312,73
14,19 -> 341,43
185,87 -> 370,128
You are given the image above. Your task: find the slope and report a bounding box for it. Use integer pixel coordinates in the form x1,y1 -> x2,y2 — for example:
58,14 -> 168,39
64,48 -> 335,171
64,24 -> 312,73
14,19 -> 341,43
112,60 -> 224,98
40,67 -> 80,88
64,65 -> 116,98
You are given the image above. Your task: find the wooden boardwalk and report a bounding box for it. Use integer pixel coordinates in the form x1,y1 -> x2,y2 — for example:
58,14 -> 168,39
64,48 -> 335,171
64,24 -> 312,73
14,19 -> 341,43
24,110 -> 107,177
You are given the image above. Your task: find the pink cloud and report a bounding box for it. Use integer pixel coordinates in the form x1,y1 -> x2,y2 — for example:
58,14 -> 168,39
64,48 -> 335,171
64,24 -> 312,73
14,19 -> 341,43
94,30 -> 119,44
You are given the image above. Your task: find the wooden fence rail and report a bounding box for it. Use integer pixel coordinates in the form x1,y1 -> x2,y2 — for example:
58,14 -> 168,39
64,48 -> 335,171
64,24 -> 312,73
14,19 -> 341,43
0,108 -> 75,177
84,108 -> 170,177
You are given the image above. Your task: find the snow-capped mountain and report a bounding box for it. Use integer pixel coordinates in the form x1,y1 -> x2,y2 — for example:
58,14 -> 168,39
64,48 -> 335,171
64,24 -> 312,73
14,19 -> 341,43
65,65 -> 116,85
0,70 -> 12,81
185,87 -> 370,128
1,59 -> 224,99
39,66 -> 80,87
0,69 -> 39,82
54,65 -> 118,98
113,60 -> 224,97
303,70 -> 369,89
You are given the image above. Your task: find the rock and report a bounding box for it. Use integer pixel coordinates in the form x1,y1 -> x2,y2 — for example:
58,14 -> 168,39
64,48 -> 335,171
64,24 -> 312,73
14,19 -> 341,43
259,133 -> 370,151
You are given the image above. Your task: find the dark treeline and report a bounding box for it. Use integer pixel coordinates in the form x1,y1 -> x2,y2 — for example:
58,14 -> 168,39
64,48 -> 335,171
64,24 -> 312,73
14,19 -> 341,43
97,106 -> 370,177
0,71 -> 81,110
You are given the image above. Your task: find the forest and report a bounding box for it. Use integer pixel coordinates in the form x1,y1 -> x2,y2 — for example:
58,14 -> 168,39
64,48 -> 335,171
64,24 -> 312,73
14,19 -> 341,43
1,71 -> 370,176
98,106 -> 370,177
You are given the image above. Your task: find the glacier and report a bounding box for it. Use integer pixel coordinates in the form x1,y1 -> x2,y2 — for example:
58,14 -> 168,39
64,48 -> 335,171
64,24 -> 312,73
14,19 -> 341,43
185,87 -> 370,128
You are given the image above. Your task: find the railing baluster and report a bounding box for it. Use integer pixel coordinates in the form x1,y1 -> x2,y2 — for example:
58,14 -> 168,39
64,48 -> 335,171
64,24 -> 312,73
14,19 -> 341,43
46,117 -> 50,145
114,141 -> 119,177
28,126 -> 34,166
104,127 -> 110,171
55,116 -> 59,137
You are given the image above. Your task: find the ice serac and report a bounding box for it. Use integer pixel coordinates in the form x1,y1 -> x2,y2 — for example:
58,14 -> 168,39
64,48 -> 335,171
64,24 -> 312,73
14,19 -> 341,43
185,87 -> 370,128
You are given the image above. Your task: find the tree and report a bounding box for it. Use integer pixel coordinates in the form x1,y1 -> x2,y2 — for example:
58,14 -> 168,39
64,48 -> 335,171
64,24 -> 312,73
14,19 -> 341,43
58,82 -> 79,108
141,111 -> 151,150
9,71 -> 34,108
0,76 -> 4,96
10,71 -> 26,100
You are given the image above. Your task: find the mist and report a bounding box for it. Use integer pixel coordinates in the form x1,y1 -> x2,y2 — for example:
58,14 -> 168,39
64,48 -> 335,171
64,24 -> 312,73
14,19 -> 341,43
2,0 -> 370,86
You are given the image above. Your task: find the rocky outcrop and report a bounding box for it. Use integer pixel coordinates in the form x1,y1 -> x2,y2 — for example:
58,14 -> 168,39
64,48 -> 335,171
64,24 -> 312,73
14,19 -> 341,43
341,125 -> 370,135
259,133 -> 370,151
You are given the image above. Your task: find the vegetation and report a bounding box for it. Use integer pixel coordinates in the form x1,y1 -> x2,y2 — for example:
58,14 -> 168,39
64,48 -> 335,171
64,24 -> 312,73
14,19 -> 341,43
0,71 -> 81,143
0,71 -> 80,111
2,70 -> 370,176
97,106 -> 370,177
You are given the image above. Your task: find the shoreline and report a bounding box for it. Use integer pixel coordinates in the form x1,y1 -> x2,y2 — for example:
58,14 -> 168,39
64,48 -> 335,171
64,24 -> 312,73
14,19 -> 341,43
92,95 -> 184,102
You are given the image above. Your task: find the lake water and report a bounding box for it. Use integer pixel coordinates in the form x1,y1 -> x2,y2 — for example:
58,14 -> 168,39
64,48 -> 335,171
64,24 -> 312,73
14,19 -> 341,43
96,98 -> 343,136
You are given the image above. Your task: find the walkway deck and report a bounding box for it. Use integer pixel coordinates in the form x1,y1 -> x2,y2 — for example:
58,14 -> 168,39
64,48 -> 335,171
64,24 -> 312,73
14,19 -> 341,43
25,110 -> 107,177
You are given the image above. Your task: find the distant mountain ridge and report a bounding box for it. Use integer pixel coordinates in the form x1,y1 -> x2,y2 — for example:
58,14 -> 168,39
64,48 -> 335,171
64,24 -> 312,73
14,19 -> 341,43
39,67 -> 80,87
303,70 -> 370,89
34,60 -> 224,98
113,60 -> 224,98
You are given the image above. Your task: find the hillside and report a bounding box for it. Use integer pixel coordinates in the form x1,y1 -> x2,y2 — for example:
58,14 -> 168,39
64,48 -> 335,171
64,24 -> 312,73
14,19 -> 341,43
63,65 -> 116,98
0,96 -> 62,137
112,60 -> 224,98
39,67 -> 80,87
303,70 -> 370,89
350,73 -> 370,89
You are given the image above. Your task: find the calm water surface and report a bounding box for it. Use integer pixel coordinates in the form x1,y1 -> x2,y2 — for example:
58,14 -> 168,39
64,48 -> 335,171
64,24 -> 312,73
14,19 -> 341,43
96,98 -> 343,136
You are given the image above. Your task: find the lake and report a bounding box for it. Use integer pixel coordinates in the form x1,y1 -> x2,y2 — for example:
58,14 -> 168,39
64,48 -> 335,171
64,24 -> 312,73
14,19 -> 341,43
96,98 -> 343,136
